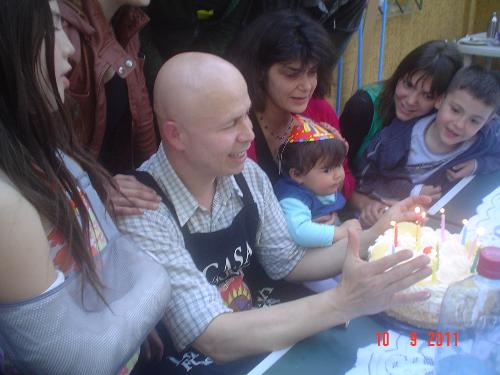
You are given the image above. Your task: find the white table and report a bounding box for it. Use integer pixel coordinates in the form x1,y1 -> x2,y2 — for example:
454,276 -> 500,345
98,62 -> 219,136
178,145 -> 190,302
457,32 -> 500,69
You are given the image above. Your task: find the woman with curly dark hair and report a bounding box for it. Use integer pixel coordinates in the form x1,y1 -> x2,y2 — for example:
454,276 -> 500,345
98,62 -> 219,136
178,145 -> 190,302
228,9 -> 356,200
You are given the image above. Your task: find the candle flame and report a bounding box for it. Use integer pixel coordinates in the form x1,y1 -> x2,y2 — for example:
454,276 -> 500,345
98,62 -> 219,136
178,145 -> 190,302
415,206 -> 421,214
440,208 -> 445,214
462,219 -> 468,225
390,220 -> 396,227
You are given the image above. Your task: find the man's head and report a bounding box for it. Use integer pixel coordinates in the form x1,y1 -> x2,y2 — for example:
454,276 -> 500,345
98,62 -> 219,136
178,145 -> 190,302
433,65 -> 499,151
154,52 -> 254,179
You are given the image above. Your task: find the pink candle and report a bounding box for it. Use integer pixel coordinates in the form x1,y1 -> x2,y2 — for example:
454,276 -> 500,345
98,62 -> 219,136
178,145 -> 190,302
440,208 -> 446,242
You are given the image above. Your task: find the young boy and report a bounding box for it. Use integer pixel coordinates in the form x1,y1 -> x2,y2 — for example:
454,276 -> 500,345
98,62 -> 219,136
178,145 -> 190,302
356,65 -> 500,202
274,115 -> 361,247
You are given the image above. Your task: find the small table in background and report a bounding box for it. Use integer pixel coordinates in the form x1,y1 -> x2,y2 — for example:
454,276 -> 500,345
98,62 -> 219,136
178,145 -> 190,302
456,32 -> 500,69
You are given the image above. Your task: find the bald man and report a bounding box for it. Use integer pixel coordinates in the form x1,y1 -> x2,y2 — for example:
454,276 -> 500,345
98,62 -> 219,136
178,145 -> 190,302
118,53 -> 432,373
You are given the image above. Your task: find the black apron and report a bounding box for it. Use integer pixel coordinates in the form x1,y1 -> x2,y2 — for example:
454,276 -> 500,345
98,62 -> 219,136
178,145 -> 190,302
130,171 -> 311,375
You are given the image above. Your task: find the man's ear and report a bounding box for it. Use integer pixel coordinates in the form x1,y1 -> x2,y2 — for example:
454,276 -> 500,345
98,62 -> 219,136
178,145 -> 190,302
159,120 -> 186,151
289,168 -> 303,184
434,94 -> 445,110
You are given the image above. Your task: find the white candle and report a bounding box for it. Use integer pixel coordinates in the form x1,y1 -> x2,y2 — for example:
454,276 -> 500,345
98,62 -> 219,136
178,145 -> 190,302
440,208 -> 446,242
461,219 -> 468,245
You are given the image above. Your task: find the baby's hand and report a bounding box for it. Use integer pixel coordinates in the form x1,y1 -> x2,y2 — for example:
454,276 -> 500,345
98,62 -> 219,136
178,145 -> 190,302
334,219 -> 362,242
446,160 -> 476,181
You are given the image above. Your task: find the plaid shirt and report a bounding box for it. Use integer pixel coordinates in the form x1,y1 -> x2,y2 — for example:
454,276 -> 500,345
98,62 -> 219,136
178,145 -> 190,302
117,145 -> 306,350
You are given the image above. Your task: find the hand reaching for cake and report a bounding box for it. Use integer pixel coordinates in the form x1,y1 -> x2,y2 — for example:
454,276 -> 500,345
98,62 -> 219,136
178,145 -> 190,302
375,195 -> 432,232
336,229 -> 432,319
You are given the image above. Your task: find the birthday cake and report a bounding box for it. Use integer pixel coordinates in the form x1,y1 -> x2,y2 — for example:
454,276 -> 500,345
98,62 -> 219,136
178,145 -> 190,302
369,222 -> 472,329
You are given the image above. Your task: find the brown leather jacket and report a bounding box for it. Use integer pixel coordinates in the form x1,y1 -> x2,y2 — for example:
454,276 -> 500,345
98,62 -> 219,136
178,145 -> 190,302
61,0 -> 158,174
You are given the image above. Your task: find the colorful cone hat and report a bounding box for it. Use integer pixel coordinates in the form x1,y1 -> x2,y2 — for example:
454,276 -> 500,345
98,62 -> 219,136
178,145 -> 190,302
287,114 -> 335,143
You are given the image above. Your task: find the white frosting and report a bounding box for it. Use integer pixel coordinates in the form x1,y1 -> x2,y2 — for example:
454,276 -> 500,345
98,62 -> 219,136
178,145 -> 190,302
369,222 -> 472,328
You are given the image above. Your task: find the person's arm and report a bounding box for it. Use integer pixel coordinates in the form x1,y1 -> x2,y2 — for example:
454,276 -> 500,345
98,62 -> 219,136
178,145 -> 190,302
356,129 -> 415,200
117,207 -> 232,352
475,116 -> 500,174
119,178 -> 431,362
339,90 -> 374,165
348,191 -> 394,228
0,180 -> 57,303
193,228 -> 431,362
279,197 -> 335,247
286,195 -> 432,282
254,162 -> 429,282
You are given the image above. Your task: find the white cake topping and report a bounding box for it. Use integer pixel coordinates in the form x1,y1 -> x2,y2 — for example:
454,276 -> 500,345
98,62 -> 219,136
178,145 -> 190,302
369,222 -> 472,328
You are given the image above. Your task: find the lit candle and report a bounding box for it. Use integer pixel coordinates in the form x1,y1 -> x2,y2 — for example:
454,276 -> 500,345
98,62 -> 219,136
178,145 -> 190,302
469,227 -> 485,258
440,208 -> 446,242
415,206 -> 421,220
391,220 -> 398,247
461,219 -> 468,246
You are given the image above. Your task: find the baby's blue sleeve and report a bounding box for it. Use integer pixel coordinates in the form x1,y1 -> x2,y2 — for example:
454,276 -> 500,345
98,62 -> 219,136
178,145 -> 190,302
279,198 -> 335,248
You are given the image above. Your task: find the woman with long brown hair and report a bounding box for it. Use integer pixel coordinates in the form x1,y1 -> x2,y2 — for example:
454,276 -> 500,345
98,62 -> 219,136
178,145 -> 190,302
0,1 -> 170,374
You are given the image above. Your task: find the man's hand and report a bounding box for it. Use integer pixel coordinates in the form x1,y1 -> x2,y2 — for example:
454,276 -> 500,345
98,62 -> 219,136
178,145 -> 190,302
108,174 -> 162,215
335,229 -> 431,319
420,185 -> 441,202
446,160 -> 476,181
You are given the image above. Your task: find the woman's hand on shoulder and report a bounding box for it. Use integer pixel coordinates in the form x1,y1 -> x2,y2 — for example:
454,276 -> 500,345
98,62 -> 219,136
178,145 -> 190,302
108,174 -> 162,216
0,179 -> 56,302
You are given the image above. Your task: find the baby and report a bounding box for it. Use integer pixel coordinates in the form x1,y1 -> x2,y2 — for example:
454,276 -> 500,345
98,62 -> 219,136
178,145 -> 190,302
274,115 -> 361,247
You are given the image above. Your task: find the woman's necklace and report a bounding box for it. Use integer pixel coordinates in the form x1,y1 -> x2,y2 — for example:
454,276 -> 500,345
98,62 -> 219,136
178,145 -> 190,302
259,114 -> 294,142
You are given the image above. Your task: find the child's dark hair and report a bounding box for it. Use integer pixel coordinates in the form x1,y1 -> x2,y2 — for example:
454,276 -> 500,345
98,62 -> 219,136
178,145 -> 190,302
447,65 -> 500,112
279,138 -> 347,177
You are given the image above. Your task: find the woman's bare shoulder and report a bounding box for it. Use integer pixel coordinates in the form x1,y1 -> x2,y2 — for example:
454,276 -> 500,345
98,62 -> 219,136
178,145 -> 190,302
0,171 -> 56,302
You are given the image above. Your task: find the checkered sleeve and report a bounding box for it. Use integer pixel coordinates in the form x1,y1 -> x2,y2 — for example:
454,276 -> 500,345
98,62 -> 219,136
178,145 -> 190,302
243,161 -> 306,280
117,206 -> 231,350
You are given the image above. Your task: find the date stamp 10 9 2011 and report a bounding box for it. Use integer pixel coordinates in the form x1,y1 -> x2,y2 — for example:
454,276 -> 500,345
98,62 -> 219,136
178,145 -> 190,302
376,331 -> 459,347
